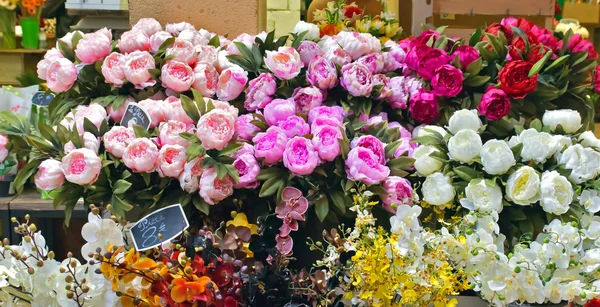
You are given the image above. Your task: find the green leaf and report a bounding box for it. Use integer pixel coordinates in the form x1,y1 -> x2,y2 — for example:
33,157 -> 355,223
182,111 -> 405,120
180,94 -> 200,123
71,31 -> 84,50
530,119 -> 542,131
257,167 -> 285,181
466,58 -> 483,75
225,164 -> 239,183
387,156 -> 415,171
193,197 -> 211,215
186,143 -> 206,161
57,40 -> 75,61
435,25 -> 448,34
83,118 -> 100,137
259,177 -> 283,198
227,54 -> 254,72
292,31 -> 308,49
113,179 -> 132,194
274,35 -> 289,49
219,142 -> 243,156
511,143 -> 524,161
132,124 -> 151,138
543,55 -> 569,73
385,139 -> 403,160
208,35 -> 220,48
453,166 -> 478,182
315,196 -> 329,222
157,37 -> 174,55
234,42 -> 257,70
99,119 -> 109,136
329,190 -> 347,214
14,158 -> 43,194
179,132 -> 198,142
412,136 -> 442,146
465,75 -> 491,87
215,163 -> 228,180
528,50 -> 552,77
469,28 -> 483,47
561,29 -> 573,54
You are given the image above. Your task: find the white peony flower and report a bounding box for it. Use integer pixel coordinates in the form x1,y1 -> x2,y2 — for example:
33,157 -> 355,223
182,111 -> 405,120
506,166 -> 541,206
291,21 -> 320,41
520,128 -> 556,164
558,144 -> 600,184
552,135 -> 573,155
542,109 -> 582,134
412,124 -> 447,138
422,172 -> 455,206
579,131 -> 600,149
480,140 -> 516,175
579,189 -> 600,214
447,130 -> 482,163
460,179 -> 503,213
447,109 -> 482,134
412,145 -> 443,176
80,212 -> 124,261
540,171 -> 574,215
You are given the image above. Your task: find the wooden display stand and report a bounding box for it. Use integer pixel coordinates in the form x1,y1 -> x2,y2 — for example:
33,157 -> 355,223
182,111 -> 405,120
0,49 -> 46,86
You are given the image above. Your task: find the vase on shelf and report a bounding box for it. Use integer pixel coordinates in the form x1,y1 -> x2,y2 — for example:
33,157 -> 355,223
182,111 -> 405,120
0,8 -> 16,49
20,17 -> 40,49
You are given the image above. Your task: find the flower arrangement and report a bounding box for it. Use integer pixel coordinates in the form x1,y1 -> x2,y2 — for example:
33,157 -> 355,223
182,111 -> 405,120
19,0 -> 45,18
0,0 -> 17,10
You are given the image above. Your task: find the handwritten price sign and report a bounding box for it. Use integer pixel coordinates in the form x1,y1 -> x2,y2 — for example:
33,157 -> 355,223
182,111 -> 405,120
129,204 -> 189,251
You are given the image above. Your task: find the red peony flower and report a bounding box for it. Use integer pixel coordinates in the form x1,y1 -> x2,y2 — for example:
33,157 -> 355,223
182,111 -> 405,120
498,60 -> 538,99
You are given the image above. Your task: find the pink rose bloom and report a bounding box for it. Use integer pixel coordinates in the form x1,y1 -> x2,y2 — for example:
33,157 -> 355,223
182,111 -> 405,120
310,116 -> 343,132
166,38 -> 197,65
132,18 -> 162,36
197,45 -> 218,66
178,157 -> 204,193
160,60 -> 194,92
283,137 -> 320,176
101,52 -> 127,87
452,45 -> 480,69
291,87 -> 323,114
431,64 -> 463,97
158,120 -> 189,147
324,46 -> 352,67
75,30 -> 112,64
478,86 -> 511,121
166,97 -> 195,125
405,44 -> 431,71
46,58 -> 78,93
297,41 -> 324,66
340,63 -> 374,97
311,125 -> 342,162
138,99 -> 171,128
35,159 -> 65,191
381,176 -> 413,213
74,104 -> 107,135
107,97 -> 134,123
252,126 -> 288,164
306,56 -> 338,90
372,74 -> 392,100
64,132 -> 100,154
264,98 -> 296,126
381,41 -> 406,73
345,147 -> 390,185
165,22 -> 195,35
124,51 -> 157,89
217,66 -> 248,101
157,144 -> 187,178
245,73 -> 276,111
387,76 -> 422,109
226,33 -> 255,55
278,115 -> 310,138
308,106 -> 345,125
357,53 -> 384,74
231,142 -> 255,159
37,48 -> 64,80
199,167 -> 234,205
409,89 -> 440,124
149,31 -> 173,53
233,153 -> 261,189
122,138 -> 159,173
192,62 -> 219,97
235,114 -> 260,141
264,46 -> 303,80
0,134 -> 8,162
351,135 -> 386,164
103,126 -> 136,158
61,148 -> 102,185
118,30 -> 150,53
196,109 -> 236,150
418,48 -> 451,80
178,29 -> 208,46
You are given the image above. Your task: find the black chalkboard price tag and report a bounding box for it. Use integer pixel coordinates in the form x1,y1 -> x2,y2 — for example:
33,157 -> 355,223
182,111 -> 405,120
120,102 -> 152,130
129,204 -> 189,251
31,92 -> 55,107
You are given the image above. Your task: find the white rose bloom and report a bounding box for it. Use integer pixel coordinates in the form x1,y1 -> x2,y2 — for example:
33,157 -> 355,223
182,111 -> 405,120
448,130 -> 482,163
447,109 -> 482,134
540,171 -> 574,215
291,21 -> 320,41
579,131 -> 600,149
460,179 -> 503,213
412,145 -> 443,176
506,166 -> 541,206
558,144 -> 600,184
412,124 -> 447,138
422,172 -> 455,206
542,109 -> 582,134
480,140 -> 516,175
520,128 -> 556,164
579,190 -> 600,214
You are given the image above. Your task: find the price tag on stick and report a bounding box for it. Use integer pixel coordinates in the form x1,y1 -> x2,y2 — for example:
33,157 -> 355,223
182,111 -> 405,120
31,92 -> 55,107
120,102 -> 152,130
129,204 -> 189,251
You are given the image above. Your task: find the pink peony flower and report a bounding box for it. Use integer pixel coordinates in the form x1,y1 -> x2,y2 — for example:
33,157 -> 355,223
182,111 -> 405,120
46,58 -> 78,93
389,122 -> 412,139
276,234 -> 293,255
196,109 -> 236,150
124,51 -> 157,89
345,147 -> 390,185
264,46 -> 303,80
263,98 -> 296,126
233,153 -> 261,189
61,148 -> 102,185
387,76 -> 422,109
244,73 -> 276,111
560,33 -> 598,58
166,38 -> 197,65
37,48 -> 64,80
235,114 -> 260,140
595,65 -> 600,94
278,115 -> 310,138
122,138 -> 159,173
372,74 -> 392,100
381,41 -> 406,73
138,99 -> 171,128
216,66 -> 248,101
191,62 -> 219,98
414,29 -> 441,46
231,142 -> 255,159
394,137 -> 418,159
310,116 -> 343,132
478,86 -> 511,121
306,56 -> 338,90
199,167 -> 234,205
118,30 -> 150,53
452,45 -> 480,69
132,18 -> 162,36
74,104 -> 107,135
351,135 -> 386,164
292,87 -> 323,114
103,126 -> 136,158
324,46 -> 352,67
101,52 -> 127,87
297,41 -> 324,66
161,60 -> 194,93
211,100 -> 239,118
64,132 -> 100,154
405,44 -> 431,71
178,157 -> 204,193
381,176 -> 413,213
158,120 -> 189,147
75,30 -> 112,64
197,45 -> 218,65
360,112 -> 388,129
59,31 -> 83,48
418,48 -> 451,80
35,159 -> 65,191
178,29 -> 208,46
283,137 -> 320,175
165,22 -> 195,35
275,187 -> 308,237
357,53 -> 384,74
0,134 -> 8,163
431,64 -> 463,97
308,106 -> 345,125
311,125 -> 342,162
226,33 -> 255,55
409,89 -> 440,124
165,97 -> 195,125
252,126 -> 288,164
157,144 -> 187,178
333,31 -> 374,60
340,63 -> 374,97
149,31 -> 173,53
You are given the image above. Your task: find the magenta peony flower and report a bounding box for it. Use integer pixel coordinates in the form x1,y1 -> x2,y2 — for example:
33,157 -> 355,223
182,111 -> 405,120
245,72 -> 277,111
345,147 -> 390,185
35,159 -> 65,191
75,30 -> 112,64
414,29 -> 440,46
157,144 -> 187,178
381,40 -> 406,73
233,153 -> 261,189
199,167 -> 234,205
166,38 -> 197,65
452,45 -> 480,69
351,135 -> 386,164
192,62 -> 219,98
418,48 -> 451,80
311,125 -> 342,162
235,114 -> 260,141
310,116 -> 343,132
122,138 -> 159,173
196,109 -> 236,150
431,64 -> 463,97
118,30 -> 150,53
594,65 -> 600,94
46,58 -> 78,93
216,66 -> 248,101
308,106 -> 345,125
158,120 -> 189,148
356,53 -> 384,74
292,87 -> 323,114
101,52 -> 127,87
103,126 -> 136,158
340,63 -> 374,97
61,148 -> 102,185
124,51 -> 156,89
231,143 -> 255,159
297,40 -> 324,66
387,76 -> 422,109
478,86 -> 511,121
409,89 -> 440,124
252,126 -> 288,165
264,46 -> 303,80
381,176 -> 413,213
138,99 -> 171,128
149,31 -> 173,53
405,44 -> 431,71
306,56 -> 338,90
561,33 -> 598,58
161,60 -> 195,92
263,98 -> 296,126
278,115 -> 310,139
